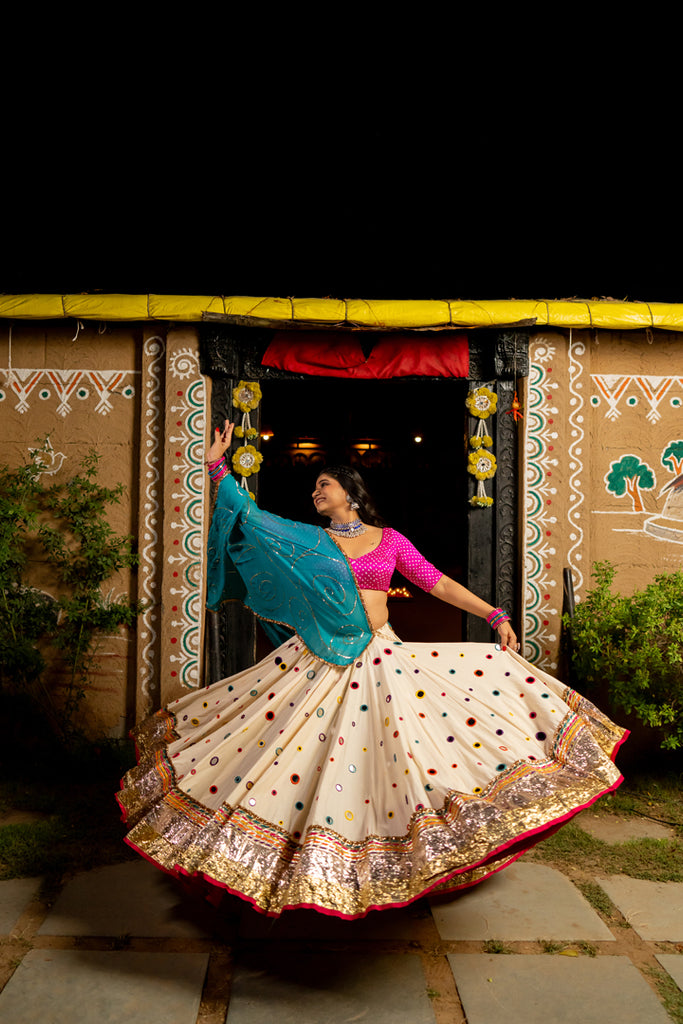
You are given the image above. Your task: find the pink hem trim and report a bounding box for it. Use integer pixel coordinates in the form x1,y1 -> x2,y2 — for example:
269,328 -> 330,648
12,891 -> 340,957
114,788 -> 128,823
610,728 -> 631,760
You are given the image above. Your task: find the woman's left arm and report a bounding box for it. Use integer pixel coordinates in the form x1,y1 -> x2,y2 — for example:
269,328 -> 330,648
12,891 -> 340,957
429,575 -> 519,651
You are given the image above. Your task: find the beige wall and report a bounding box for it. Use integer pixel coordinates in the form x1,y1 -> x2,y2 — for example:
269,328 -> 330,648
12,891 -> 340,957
0,321 -> 209,737
523,328 -> 683,673
5,319 -> 681,731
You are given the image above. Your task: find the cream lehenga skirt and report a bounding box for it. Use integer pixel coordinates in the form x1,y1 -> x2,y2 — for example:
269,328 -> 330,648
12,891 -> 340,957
118,627 -> 627,919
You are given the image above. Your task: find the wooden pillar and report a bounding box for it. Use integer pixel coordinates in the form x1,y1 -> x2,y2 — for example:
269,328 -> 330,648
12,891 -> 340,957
465,331 -> 528,640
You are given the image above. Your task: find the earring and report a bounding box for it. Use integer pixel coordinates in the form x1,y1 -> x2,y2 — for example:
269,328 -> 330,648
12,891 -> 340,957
346,493 -> 360,510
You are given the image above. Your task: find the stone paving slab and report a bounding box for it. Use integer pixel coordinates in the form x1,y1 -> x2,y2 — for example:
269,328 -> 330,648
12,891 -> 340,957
599,876 -> 683,941
38,861 -> 214,938
430,863 -> 614,941
656,954 -> 683,991
576,811 -> 675,843
226,951 -> 437,1024
447,954 -> 672,1024
0,878 -> 42,934
0,949 -> 209,1024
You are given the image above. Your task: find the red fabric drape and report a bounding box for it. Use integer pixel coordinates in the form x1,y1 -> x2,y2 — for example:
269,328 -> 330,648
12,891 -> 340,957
261,332 -> 469,378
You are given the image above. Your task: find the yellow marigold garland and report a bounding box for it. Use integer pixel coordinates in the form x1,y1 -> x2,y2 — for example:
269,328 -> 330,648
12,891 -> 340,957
466,386 -> 497,507
232,380 -> 263,413
467,450 -> 497,479
230,381 -> 263,495
232,445 -> 263,477
466,386 -> 497,419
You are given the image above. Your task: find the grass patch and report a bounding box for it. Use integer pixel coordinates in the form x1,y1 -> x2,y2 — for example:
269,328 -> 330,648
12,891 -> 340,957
609,837 -> 683,882
483,939 -> 514,954
539,939 -> 566,954
0,820 -> 73,878
529,821 -> 683,883
646,966 -> 683,1024
537,941 -> 597,956
601,772 -> 683,830
576,881 -> 618,918
0,739 -> 136,881
529,823 -> 604,865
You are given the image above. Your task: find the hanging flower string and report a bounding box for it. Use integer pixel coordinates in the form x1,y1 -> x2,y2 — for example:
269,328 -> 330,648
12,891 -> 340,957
466,386 -> 497,507
231,381 -> 263,497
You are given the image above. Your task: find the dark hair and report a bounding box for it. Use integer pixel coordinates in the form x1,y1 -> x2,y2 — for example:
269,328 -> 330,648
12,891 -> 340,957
316,464 -> 387,527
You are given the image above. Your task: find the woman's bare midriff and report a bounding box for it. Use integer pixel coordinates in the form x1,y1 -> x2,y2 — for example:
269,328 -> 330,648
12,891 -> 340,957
360,589 -> 390,632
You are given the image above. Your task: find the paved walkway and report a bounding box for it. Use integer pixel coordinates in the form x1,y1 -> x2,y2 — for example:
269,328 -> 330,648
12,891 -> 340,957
1,814 -> 682,1023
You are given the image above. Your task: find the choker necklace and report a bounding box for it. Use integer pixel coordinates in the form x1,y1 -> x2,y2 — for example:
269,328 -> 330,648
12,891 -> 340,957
326,519 -> 367,538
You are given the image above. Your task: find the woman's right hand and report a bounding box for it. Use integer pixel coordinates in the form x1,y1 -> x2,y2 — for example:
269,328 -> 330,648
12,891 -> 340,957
497,620 -> 520,652
206,419 -> 234,464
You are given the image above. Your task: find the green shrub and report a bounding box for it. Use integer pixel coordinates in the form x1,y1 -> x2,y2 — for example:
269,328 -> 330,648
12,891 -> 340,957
0,441 -> 144,741
0,456 -> 58,693
563,561 -> 683,749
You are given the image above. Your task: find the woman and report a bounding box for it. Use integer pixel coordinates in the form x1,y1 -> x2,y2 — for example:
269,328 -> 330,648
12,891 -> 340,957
313,462 -> 520,648
118,421 -> 627,919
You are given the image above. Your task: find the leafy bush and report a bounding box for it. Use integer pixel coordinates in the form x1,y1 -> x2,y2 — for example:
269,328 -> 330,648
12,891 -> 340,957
0,456 -> 58,693
0,441 -> 143,740
563,561 -> 683,750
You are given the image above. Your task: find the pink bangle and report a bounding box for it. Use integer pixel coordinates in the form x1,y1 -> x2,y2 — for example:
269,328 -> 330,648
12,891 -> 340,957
486,608 -> 510,630
207,456 -> 231,483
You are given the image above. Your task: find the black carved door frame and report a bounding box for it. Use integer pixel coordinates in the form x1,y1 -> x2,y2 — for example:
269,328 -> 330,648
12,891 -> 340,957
465,331 -> 529,641
199,325 -> 528,680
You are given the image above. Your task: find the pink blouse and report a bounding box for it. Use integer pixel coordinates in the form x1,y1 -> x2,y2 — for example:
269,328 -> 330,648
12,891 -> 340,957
347,528 -> 443,593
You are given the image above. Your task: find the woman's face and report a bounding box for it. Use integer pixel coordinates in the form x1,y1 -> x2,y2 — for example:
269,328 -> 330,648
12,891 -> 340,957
312,474 -> 349,518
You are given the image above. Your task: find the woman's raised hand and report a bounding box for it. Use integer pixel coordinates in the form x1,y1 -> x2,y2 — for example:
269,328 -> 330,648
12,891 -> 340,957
206,420 -> 234,464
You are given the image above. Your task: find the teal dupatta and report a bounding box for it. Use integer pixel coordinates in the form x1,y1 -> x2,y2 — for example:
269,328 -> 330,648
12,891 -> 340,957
206,475 -> 372,665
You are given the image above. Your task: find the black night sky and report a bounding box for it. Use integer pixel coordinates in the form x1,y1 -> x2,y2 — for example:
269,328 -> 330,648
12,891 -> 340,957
3,101 -> 681,303
4,16 -> 681,303
5,209 -> 680,304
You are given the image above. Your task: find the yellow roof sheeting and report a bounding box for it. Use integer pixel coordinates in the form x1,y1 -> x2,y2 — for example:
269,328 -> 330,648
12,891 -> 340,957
0,294 -> 682,330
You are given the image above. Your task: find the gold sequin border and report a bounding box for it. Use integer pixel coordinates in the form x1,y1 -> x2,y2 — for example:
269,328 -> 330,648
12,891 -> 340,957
120,706 -> 626,917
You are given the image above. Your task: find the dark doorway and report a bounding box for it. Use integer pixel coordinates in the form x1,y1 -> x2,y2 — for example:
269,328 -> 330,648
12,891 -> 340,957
201,324 -> 525,680
255,376 -> 470,648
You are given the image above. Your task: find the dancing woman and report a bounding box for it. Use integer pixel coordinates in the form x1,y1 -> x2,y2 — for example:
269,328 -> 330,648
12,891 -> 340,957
118,421 -> 627,918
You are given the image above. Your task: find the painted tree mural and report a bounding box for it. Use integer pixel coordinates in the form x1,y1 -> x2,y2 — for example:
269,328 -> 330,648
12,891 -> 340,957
604,454 -> 656,512
661,440 -> 683,476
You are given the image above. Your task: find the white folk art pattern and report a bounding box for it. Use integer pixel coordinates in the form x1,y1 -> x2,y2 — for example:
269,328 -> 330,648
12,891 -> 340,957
29,437 -> 67,476
137,336 -> 165,707
567,331 -> 586,594
0,368 -> 137,416
522,341 -> 560,672
591,375 -> 683,423
166,347 -> 208,691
